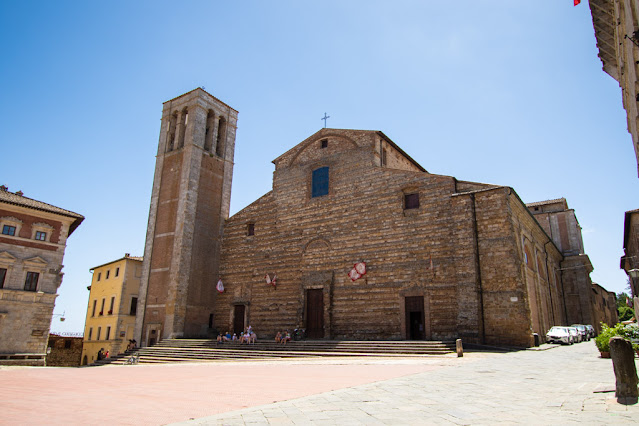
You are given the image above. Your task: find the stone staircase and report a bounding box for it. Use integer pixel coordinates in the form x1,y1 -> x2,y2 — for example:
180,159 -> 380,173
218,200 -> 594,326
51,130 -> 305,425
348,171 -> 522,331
107,339 -> 457,365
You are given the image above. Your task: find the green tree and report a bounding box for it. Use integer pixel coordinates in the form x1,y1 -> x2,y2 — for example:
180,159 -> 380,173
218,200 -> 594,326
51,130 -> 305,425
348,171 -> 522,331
617,292 -> 631,309
618,306 -> 635,322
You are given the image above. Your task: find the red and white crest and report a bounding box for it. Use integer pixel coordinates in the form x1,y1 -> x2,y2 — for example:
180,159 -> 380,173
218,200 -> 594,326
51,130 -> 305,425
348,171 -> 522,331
348,262 -> 367,282
348,268 -> 361,281
216,279 -> 224,293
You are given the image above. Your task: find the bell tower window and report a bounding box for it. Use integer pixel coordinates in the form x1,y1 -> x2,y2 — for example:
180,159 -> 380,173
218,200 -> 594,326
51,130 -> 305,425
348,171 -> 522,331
204,110 -> 216,152
216,117 -> 227,157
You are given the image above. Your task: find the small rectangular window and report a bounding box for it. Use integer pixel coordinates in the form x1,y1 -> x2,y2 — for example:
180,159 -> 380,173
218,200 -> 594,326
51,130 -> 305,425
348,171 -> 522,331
130,297 -> 138,315
100,298 -> 105,315
97,272 -> 101,282
2,225 -> 16,236
311,167 -> 329,198
108,296 -> 115,314
88,328 -> 93,341
105,326 -> 111,341
35,231 -> 47,241
64,339 -> 72,349
404,193 -> 420,210
97,327 -> 101,341
0,268 -> 6,289
381,149 -> 387,166
320,139 -> 328,149
115,267 -> 120,277
24,272 -> 39,292
92,300 -> 97,317
106,270 -> 110,279
247,223 -> 255,236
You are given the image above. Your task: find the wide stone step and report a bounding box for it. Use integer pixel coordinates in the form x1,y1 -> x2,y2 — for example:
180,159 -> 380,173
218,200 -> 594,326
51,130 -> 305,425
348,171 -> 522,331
104,339 -> 457,365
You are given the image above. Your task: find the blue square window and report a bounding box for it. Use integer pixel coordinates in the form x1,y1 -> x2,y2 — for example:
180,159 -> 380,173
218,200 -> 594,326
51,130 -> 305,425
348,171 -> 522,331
311,167 -> 329,198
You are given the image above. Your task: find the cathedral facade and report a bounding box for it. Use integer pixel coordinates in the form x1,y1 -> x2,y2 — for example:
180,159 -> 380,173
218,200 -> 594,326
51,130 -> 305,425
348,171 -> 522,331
137,89 -> 574,348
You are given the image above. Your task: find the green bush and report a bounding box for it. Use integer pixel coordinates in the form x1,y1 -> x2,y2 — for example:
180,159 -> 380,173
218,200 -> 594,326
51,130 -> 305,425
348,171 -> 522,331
618,306 -> 635,322
595,323 -> 639,352
619,324 -> 639,351
595,323 -> 621,352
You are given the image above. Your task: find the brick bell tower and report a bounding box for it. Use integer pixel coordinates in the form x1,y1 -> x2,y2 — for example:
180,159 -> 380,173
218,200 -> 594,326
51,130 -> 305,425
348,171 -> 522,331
135,88 -> 237,345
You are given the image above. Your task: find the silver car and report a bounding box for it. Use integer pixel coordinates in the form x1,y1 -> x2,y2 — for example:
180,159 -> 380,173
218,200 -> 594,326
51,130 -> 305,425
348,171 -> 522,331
567,326 -> 581,343
546,326 -> 572,345
571,324 -> 589,341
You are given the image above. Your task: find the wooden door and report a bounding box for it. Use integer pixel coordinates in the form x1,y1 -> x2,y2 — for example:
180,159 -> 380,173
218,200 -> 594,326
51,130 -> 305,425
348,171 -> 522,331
306,289 -> 324,338
405,296 -> 425,340
233,305 -> 245,336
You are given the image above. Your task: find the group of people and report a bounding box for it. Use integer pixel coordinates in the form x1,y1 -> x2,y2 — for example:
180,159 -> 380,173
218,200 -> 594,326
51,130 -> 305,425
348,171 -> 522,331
216,325 -> 257,344
274,330 -> 291,345
215,326 -> 298,346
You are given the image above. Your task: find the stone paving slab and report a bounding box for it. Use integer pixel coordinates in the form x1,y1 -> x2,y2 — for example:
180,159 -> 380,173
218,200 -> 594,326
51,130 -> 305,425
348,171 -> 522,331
174,342 -> 639,425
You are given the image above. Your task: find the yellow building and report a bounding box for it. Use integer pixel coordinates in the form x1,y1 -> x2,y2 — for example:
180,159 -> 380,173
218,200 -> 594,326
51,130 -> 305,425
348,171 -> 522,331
81,253 -> 142,365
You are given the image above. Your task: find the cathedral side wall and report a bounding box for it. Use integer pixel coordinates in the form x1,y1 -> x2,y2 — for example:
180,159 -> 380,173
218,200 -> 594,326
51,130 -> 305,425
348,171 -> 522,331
476,190 -> 533,347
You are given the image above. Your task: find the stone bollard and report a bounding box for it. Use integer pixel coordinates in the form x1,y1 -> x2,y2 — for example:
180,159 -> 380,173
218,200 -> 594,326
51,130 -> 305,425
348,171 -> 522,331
456,339 -> 463,357
609,336 -> 639,405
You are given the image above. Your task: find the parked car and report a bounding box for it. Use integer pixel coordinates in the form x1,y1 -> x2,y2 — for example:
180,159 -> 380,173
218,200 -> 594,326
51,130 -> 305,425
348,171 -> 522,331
546,326 -> 572,345
567,326 -> 581,343
585,324 -> 595,339
571,324 -> 589,341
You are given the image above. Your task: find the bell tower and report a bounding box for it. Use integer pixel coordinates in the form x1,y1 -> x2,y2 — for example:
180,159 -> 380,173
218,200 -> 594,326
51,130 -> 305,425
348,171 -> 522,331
136,88 -> 238,344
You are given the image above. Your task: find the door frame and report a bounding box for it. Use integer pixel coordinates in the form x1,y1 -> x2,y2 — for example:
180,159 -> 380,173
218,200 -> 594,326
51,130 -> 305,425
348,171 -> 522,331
232,304 -> 247,336
305,288 -> 325,339
399,291 -> 430,340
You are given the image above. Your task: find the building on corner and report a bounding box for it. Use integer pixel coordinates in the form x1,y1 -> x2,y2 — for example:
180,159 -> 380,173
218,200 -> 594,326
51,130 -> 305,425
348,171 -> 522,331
82,253 -> 142,365
621,208 -> 639,308
591,282 -> 619,330
588,0 -> 639,176
0,186 -> 83,366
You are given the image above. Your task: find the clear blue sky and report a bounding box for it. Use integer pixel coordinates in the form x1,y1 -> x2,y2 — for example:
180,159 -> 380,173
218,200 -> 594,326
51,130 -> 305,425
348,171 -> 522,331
1,1 -> 637,334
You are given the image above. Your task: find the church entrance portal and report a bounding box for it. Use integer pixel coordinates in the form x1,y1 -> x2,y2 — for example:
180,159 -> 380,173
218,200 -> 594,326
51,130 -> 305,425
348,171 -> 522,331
305,289 -> 324,338
405,296 -> 425,340
233,305 -> 245,336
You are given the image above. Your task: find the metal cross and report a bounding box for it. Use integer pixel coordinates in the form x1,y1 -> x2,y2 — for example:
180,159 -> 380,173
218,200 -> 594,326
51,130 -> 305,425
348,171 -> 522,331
321,112 -> 330,128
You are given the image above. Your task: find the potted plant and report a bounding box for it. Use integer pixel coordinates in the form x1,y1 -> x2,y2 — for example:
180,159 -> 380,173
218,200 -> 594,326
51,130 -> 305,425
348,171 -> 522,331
595,323 -> 619,358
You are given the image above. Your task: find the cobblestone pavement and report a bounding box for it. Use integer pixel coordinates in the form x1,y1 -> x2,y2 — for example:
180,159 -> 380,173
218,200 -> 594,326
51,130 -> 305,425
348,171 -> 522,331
174,342 -> 639,425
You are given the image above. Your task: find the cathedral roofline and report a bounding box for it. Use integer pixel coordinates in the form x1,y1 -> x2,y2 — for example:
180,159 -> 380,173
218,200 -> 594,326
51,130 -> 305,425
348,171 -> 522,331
271,128 -> 426,172
525,198 -> 567,208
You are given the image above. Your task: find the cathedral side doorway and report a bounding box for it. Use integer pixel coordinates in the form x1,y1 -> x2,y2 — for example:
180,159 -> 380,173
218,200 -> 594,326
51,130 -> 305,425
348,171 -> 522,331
305,289 -> 324,338
233,305 -> 246,335
146,324 -> 162,347
405,296 -> 425,340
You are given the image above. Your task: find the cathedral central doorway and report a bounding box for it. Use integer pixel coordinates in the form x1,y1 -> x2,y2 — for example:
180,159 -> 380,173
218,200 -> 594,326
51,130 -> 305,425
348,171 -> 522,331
305,289 -> 324,338
405,296 -> 425,340
233,305 -> 245,335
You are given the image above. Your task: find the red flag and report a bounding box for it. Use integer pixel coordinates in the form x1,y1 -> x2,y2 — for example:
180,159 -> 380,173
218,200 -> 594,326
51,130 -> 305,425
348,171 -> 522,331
574,0 -> 581,5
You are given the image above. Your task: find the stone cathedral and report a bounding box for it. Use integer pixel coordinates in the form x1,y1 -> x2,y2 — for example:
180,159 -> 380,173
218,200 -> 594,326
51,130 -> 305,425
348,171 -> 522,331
135,88 -> 595,348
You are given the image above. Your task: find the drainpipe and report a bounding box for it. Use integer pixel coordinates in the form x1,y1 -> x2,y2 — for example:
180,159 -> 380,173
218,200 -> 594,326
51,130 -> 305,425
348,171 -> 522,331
469,193 -> 486,344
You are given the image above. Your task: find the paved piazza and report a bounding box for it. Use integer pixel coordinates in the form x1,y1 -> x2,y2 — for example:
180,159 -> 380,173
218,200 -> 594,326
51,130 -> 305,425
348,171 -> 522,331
1,341 -> 637,425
